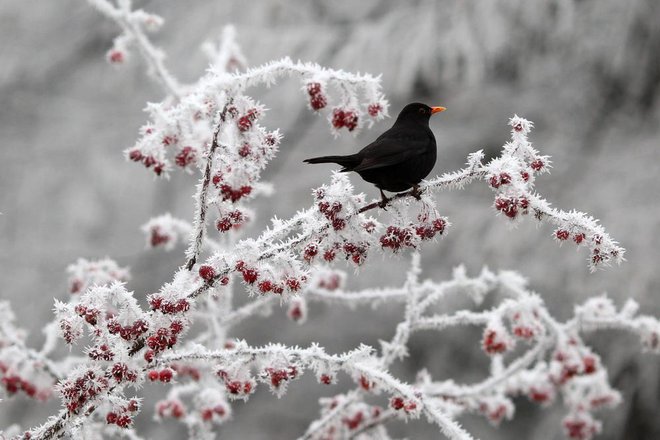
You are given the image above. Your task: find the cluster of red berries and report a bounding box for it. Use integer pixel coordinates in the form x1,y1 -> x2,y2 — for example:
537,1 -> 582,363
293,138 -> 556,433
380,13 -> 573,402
201,404 -> 227,422
149,295 -> 190,315
562,412 -> 600,440
477,399 -> 511,425
170,363 -> 201,381
340,405 -> 383,432
379,226 -> 414,251
59,319 -> 80,344
217,370 -> 255,398
494,196 -> 529,219
74,304 -> 100,326
380,218 -> 446,252
316,272 -> 343,291
218,182 -> 253,203
306,82 -> 327,110
60,369 -> 109,414
555,229 -> 586,245
527,383 -> 556,405
235,260 -> 258,284
509,311 -> 542,340
237,108 -> 260,132
0,367 -> 38,399
156,398 -> 186,419
107,318 -> 149,341
368,103 -> 383,117
482,326 -> 514,355
174,146 -> 196,168
105,400 -> 139,428
390,396 -> 418,414
551,348 -> 598,385
331,108 -> 359,131
128,149 -> 165,176
148,225 -> 171,248
110,362 -> 138,383
318,200 -> 347,231
489,172 -> 512,189
216,210 -> 246,232
146,322 -> 184,353
148,368 -> 175,383
265,365 -> 298,389
88,344 -> 115,361
341,242 -> 368,266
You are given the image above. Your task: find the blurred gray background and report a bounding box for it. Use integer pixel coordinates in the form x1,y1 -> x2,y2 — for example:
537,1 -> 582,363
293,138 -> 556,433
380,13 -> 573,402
1,0 -> 659,438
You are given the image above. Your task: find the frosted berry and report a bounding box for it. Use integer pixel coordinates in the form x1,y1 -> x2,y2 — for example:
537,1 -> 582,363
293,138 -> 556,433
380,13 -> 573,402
199,265 -> 216,281
107,49 -> 124,64
331,109 -> 345,129
174,146 -> 196,167
531,159 -> 544,171
368,103 -> 382,117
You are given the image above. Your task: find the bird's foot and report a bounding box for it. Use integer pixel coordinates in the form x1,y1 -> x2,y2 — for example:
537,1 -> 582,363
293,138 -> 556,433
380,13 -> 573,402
378,190 -> 391,209
410,184 -> 424,200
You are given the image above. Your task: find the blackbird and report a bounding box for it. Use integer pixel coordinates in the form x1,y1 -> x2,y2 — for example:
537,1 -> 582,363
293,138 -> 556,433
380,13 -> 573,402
304,102 -> 446,207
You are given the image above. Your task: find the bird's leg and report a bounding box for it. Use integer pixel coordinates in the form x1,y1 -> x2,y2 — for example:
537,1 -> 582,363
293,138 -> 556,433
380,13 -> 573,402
378,189 -> 391,209
410,184 -> 424,200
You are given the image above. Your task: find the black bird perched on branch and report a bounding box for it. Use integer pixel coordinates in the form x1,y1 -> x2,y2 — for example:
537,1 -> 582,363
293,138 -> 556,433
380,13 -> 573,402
304,102 -> 446,207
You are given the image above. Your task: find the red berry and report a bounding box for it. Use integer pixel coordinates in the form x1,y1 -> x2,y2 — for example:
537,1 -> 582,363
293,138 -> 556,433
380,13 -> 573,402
391,397 -> 405,410
332,109 -> 345,129
148,370 -> 159,381
583,356 -> 597,374
174,146 -> 196,167
108,50 -> 124,64
106,411 -> 118,424
368,103 -> 382,117
307,82 -> 322,96
159,369 -> 173,383
199,265 -> 216,281
343,111 -> 358,131
320,374 -> 332,385
128,150 -> 143,162
573,233 -> 585,244
310,94 -> 327,110
332,218 -> 346,231
531,159 -> 544,171
258,280 -> 273,293
238,143 -> 251,157
556,230 -> 570,241
144,350 -> 155,363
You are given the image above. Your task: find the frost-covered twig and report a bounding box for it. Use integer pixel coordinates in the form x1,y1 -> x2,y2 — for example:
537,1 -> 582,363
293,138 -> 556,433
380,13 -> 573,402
87,0 -> 181,96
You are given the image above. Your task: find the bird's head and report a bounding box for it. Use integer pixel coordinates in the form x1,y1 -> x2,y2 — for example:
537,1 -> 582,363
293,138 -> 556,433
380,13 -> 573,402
395,102 -> 446,125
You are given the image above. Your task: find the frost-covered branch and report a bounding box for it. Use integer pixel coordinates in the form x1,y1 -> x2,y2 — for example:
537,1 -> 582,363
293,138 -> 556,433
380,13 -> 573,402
87,0 -> 181,96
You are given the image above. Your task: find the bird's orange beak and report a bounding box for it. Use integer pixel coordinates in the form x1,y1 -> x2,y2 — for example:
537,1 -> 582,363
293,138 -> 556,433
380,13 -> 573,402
431,106 -> 446,114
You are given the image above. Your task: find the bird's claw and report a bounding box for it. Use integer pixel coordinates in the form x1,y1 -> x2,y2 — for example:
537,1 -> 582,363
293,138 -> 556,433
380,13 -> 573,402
378,190 -> 390,209
410,185 -> 424,200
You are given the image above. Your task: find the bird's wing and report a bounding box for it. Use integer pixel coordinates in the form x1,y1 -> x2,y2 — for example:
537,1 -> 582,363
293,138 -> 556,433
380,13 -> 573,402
351,132 -> 430,172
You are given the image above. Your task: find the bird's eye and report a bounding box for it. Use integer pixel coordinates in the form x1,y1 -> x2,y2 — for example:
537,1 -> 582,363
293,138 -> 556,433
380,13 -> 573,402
418,108 -> 426,114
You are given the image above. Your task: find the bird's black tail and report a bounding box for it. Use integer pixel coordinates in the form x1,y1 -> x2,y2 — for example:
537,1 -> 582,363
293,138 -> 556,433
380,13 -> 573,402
303,154 -> 360,170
